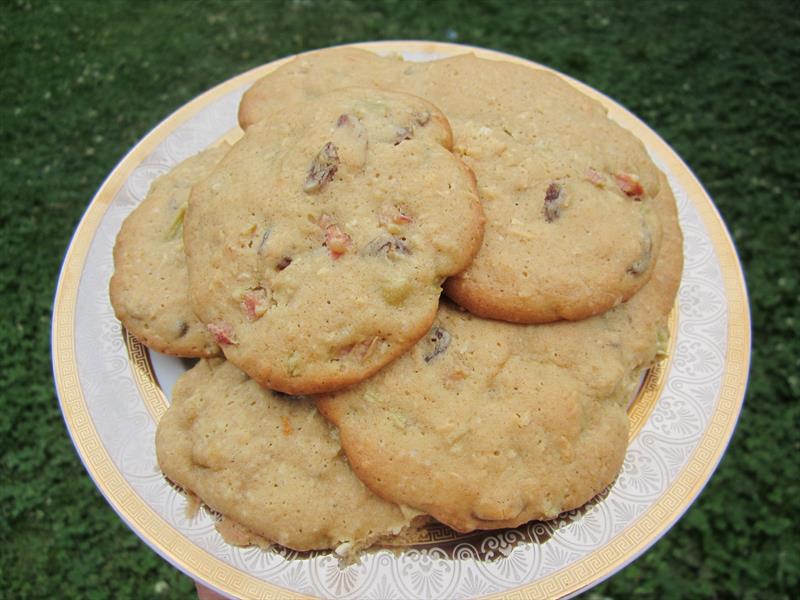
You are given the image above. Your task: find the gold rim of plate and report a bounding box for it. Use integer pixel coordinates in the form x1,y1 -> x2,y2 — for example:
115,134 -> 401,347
51,41 -> 751,599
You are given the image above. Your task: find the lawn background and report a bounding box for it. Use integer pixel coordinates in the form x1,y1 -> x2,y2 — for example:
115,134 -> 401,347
1,0 -> 798,598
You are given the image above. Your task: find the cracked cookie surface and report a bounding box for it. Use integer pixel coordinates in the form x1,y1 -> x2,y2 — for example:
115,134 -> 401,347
185,87 -> 484,394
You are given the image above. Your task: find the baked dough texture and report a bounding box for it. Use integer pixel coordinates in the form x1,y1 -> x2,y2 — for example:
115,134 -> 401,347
239,48 -> 663,323
110,145 -> 229,357
123,47 -> 688,553
185,87 -> 484,394
316,174 -> 682,532
155,358 -> 420,553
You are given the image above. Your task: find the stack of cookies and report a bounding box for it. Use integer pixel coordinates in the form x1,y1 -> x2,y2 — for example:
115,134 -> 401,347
110,48 -> 683,556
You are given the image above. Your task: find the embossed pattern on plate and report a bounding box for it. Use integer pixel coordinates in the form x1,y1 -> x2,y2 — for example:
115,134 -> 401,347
52,41 -> 750,599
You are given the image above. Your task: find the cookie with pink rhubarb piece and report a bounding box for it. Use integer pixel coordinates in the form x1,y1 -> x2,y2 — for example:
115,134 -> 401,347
184,87 -> 484,394
239,47 -> 664,323
315,172 -> 682,533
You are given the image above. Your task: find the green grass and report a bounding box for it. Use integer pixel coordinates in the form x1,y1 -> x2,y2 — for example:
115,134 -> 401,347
2,0 -> 798,597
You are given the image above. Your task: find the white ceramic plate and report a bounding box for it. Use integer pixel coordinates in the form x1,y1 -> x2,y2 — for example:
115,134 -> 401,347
52,41 -> 750,599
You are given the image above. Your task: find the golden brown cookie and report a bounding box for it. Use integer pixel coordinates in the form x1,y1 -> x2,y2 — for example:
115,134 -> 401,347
316,174 -> 682,533
155,358 -> 422,554
239,48 -> 663,323
185,87 -> 484,394
109,145 -> 229,357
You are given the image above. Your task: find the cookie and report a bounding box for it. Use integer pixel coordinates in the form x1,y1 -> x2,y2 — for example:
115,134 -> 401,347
109,145 -> 229,357
185,87 -> 484,394
155,358 -> 422,554
316,174 -> 682,532
238,47 -> 397,131
239,48 -> 663,323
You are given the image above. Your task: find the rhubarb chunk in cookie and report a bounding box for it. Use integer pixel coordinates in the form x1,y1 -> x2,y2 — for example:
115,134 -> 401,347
185,87 -> 484,394
110,144 -> 229,357
156,359 -> 421,553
